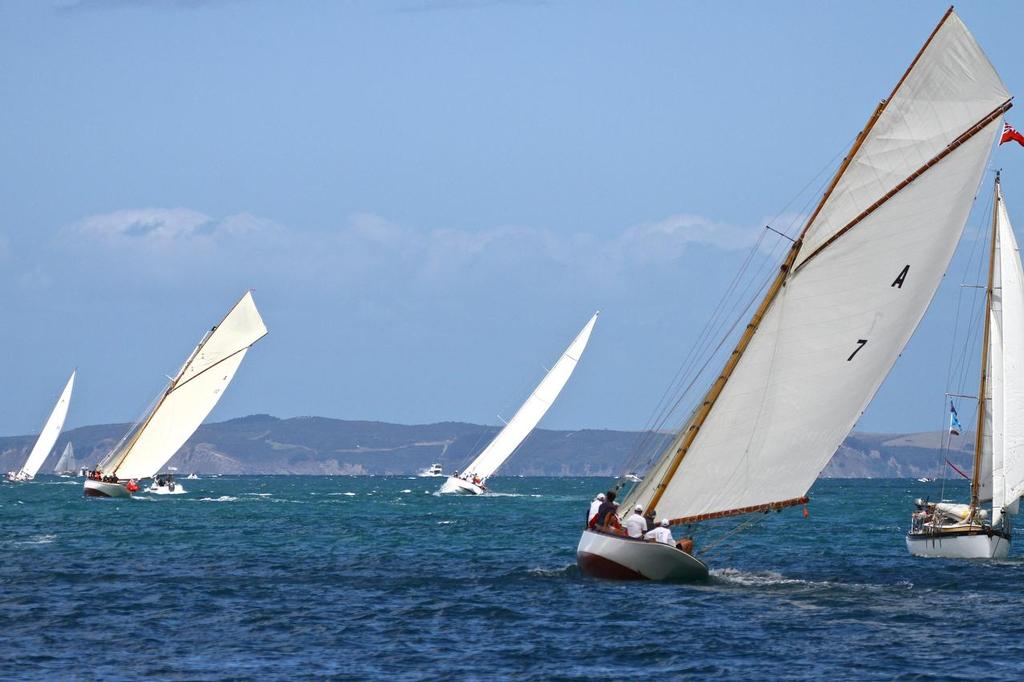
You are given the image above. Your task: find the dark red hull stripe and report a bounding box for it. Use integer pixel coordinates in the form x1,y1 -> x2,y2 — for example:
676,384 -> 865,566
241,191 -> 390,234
577,552 -> 647,581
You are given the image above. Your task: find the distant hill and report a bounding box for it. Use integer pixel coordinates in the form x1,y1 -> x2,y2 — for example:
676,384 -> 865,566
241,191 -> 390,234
0,414 -> 974,478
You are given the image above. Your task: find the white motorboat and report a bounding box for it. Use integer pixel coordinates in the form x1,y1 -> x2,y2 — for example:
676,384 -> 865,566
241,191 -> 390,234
418,463 -> 443,477
7,371 -> 75,482
580,9 -> 1011,580
440,312 -> 598,495
908,175 -> 1024,558
148,473 -> 186,495
84,291 -> 268,499
186,472 -> 199,480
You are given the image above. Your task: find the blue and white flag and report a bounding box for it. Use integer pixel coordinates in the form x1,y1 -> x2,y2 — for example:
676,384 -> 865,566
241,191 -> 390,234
949,401 -> 963,436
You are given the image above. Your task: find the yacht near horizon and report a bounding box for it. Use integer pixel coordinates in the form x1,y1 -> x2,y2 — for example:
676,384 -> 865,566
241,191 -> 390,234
83,291 -> 268,498
5,370 -> 75,482
578,8 -> 1013,581
908,173 -> 1024,559
439,312 -> 598,495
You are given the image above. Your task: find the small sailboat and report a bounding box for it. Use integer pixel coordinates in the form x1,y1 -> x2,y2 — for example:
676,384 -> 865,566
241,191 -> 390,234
6,370 -> 75,482
84,291 -> 268,498
579,9 -> 1011,581
53,442 -> 77,477
440,312 -> 598,494
418,463 -> 444,477
907,174 -> 1022,559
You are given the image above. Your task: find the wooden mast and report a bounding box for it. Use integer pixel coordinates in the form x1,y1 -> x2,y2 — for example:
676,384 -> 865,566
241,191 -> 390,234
970,172 -> 1001,512
644,10 -> 958,517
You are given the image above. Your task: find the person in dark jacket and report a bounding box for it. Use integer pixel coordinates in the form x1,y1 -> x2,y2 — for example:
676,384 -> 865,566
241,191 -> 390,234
592,490 -> 620,530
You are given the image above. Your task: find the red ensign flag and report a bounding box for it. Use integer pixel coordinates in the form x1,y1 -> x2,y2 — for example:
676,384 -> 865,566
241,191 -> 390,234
1001,122 -> 1024,147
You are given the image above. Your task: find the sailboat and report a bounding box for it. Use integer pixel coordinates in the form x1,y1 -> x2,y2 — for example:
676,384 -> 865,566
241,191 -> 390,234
6,370 -> 76,482
578,8 -> 1011,581
907,174 -> 1022,559
439,312 -> 598,495
53,442 -> 77,477
83,291 -> 268,498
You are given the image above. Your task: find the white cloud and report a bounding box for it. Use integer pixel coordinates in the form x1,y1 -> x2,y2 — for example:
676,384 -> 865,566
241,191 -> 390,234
61,206 -> 766,293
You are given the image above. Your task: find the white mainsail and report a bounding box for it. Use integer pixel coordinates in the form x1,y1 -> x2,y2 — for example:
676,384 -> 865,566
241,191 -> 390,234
624,10 -> 1010,523
992,180 -> 1024,514
53,442 -> 76,474
460,312 -> 597,481
17,370 -> 75,479
100,291 -> 267,480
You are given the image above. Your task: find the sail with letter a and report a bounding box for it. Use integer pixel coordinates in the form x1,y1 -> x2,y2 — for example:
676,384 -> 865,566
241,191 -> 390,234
17,370 -> 75,479
622,10 -> 1011,525
100,291 -> 267,480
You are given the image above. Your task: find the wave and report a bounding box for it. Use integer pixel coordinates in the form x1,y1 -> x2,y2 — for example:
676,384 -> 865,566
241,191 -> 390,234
710,568 -> 912,592
14,534 -> 56,546
196,496 -> 238,502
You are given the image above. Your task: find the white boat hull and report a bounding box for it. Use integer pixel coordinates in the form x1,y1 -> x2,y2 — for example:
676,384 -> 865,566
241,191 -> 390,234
83,479 -> 132,498
906,529 -> 1010,559
438,476 -> 485,495
576,529 -> 709,581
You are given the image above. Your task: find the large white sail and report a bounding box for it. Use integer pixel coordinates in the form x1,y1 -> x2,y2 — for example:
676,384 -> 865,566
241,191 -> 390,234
461,312 -> 597,480
102,291 -> 267,480
17,370 -> 75,479
626,11 -> 1010,522
53,442 -> 76,473
994,183 -> 1024,510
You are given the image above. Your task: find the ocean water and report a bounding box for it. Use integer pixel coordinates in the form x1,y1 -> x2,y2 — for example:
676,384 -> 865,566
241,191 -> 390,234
0,475 -> 1020,680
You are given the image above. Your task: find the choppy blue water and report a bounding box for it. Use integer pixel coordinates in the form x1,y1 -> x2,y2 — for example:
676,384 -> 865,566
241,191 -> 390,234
1,476 -> 1020,680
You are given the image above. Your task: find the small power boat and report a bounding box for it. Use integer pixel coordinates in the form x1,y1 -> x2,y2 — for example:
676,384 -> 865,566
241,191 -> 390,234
418,463 -> 444,477
148,472 -> 186,495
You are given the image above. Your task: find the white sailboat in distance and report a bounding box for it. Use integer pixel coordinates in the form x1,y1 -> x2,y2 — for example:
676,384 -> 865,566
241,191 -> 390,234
440,312 -> 598,495
83,291 -> 268,498
578,8 -> 1011,581
908,174 -> 1023,559
53,442 -> 77,476
6,370 -> 75,482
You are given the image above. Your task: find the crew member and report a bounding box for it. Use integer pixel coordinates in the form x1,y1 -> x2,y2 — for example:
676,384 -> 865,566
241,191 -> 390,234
587,493 -> 605,527
625,504 -> 648,538
644,518 -> 675,545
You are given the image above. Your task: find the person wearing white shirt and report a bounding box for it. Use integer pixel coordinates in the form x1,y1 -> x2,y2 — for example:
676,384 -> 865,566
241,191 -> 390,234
624,504 -> 648,538
587,493 -> 605,527
644,518 -> 675,545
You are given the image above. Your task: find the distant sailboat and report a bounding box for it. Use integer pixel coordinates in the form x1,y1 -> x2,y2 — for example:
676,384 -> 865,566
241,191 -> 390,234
908,174 -> 1023,559
83,291 -> 268,498
53,442 -> 77,477
6,370 -> 75,482
439,312 -> 598,495
578,9 -> 1011,581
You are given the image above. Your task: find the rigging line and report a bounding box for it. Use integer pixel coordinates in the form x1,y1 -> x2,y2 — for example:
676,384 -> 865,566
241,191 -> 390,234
623,230 -> 775,472
696,513 -> 768,559
621,131 -> 851,477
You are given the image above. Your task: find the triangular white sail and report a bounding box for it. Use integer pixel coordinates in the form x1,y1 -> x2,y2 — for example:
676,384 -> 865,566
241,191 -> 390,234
993,181 -> 1024,511
100,292 -> 267,480
16,370 -> 76,479
460,312 -> 598,481
624,10 -> 1010,523
53,442 -> 76,473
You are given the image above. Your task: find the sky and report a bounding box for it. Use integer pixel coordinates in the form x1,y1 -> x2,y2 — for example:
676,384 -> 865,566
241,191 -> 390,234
0,0 -> 1022,436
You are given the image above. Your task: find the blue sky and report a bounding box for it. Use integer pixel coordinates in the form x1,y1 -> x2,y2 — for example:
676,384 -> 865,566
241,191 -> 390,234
0,0 -> 1022,436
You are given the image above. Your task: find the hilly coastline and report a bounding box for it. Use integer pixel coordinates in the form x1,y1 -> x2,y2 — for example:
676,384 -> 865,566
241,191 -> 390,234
0,414 -> 974,479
